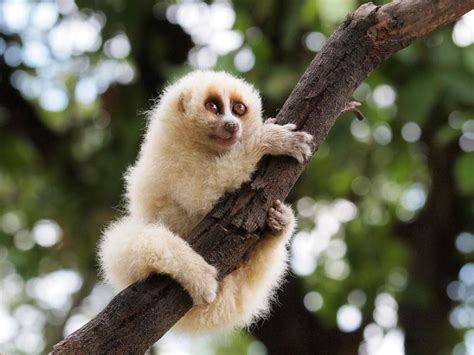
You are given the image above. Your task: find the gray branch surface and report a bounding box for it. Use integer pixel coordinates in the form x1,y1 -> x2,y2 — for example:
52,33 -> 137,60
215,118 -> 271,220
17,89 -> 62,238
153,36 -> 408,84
52,0 -> 474,353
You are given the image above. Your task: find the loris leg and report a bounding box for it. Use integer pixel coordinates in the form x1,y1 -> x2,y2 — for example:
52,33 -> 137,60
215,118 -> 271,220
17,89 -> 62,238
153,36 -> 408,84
234,201 -> 296,324
98,216 -> 218,305
176,200 -> 295,331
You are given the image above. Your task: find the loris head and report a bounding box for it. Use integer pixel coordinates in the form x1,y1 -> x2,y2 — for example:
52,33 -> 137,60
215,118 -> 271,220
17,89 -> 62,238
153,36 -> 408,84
152,70 -> 263,154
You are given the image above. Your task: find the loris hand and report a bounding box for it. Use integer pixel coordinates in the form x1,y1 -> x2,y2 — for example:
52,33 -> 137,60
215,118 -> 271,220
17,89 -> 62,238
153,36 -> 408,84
263,119 -> 314,163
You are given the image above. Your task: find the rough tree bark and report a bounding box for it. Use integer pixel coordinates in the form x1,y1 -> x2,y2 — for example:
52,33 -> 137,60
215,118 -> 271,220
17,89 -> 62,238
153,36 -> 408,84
52,0 -> 474,353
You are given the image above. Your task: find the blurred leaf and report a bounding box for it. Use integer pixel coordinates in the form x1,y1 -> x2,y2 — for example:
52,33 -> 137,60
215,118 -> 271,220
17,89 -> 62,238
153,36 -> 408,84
455,153 -> 474,195
397,74 -> 442,125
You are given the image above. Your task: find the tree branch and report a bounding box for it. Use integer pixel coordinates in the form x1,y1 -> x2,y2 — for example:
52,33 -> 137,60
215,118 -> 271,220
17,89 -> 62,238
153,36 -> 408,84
52,0 -> 474,353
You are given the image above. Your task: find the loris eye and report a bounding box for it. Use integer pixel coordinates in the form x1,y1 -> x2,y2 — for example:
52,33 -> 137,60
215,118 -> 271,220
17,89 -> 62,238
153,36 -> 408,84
232,102 -> 247,116
205,101 -> 220,114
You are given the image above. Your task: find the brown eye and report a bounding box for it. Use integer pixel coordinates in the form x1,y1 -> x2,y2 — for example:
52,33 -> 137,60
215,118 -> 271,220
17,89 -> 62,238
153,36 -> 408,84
232,102 -> 247,116
205,101 -> 219,114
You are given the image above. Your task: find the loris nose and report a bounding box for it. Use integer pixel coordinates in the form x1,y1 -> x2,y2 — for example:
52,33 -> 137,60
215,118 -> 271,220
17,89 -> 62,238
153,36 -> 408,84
224,121 -> 239,134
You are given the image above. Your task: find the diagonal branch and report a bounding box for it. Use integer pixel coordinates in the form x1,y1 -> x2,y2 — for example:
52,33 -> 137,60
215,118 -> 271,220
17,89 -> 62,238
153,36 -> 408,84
52,0 -> 474,353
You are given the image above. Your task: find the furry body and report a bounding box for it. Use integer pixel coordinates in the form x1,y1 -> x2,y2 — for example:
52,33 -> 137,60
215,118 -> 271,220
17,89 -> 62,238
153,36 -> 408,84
99,71 -> 313,332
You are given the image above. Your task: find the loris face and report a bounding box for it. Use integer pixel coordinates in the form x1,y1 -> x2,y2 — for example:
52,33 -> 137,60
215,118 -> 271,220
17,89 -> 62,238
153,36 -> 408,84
202,90 -> 249,148
161,71 -> 263,154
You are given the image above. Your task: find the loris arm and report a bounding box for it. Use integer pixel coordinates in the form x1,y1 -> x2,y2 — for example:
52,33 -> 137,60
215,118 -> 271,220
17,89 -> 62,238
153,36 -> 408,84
231,119 -> 313,169
214,121 -> 314,194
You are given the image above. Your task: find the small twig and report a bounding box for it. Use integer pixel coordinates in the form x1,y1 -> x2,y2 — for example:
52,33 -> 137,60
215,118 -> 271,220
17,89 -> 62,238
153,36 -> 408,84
341,101 -> 364,120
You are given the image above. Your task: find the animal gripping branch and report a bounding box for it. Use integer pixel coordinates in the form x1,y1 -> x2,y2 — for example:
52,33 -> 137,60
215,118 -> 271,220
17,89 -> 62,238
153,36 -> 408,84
53,0 -> 474,353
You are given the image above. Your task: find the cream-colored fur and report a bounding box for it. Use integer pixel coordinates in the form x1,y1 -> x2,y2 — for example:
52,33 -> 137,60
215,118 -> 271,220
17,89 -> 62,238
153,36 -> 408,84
98,70 -> 313,332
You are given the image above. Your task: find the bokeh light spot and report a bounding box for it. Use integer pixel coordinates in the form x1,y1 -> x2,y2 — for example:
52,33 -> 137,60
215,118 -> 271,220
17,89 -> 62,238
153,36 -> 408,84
337,304 -> 362,332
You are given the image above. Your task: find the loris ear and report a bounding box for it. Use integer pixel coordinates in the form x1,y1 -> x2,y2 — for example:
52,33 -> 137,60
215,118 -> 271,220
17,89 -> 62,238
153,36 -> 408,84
177,90 -> 190,114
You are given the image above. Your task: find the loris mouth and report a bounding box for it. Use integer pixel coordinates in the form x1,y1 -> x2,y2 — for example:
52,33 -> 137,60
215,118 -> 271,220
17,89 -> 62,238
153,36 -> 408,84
210,133 -> 240,147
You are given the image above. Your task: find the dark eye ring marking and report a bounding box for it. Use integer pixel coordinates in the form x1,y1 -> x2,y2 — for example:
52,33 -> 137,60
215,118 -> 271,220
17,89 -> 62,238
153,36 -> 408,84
232,102 -> 247,116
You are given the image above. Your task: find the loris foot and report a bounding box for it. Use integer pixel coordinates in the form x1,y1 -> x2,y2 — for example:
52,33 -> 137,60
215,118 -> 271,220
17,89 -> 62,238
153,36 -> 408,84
267,200 -> 293,234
